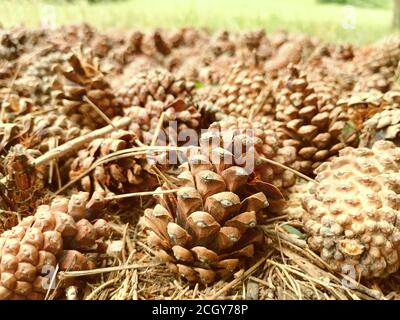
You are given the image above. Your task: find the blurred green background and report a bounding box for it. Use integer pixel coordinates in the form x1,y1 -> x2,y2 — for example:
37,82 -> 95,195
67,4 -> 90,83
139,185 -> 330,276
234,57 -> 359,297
0,0 -> 396,44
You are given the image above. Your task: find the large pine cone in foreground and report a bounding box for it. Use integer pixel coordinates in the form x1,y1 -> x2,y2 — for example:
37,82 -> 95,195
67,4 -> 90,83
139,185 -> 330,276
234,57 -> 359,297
143,127 -> 283,284
0,192 -> 110,300
302,141 -> 400,278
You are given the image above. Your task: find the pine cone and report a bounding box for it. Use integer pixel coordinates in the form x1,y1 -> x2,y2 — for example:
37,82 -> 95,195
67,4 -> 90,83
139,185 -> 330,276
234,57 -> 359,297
17,112 -> 89,154
123,98 -> 202,145
275,66 -> 358,175
353,37 -> 400,93
209,31 -> 236,57
0,192 -> 110,300
264,41 -> 303,74
360,107 -> 400,148
0,94 -> 33,123
116,68 -> 195,109
153,31 -> 171,56
209,116 -> 298,189
2,144 -> 46,216
206,62 -> 275,120
54,50 -> 123,129
14,51 -> 65,107
143,126 -> 284,283
70,130 -> 158,194
0,30 -> 25,61
0,60 -> 15,80
337,92 -> 384,129
302,141 -> 400,278
241,29 -> 266,51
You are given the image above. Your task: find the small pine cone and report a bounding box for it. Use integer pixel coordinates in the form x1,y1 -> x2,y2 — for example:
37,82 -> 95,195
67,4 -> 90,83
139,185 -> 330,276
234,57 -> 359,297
89,33 -> 116,59
147,98 -> 201,132
241,29 -> 266,51
206,62 -> 275,120
16,112 -> 90,155
337,92 -> 384,129
54,50 -> 123,129
0,94 -> 32,123
355,91 -> 400,148
179,54 -> 238,85
353,37 -> 400,93
0,192 -> 110,300
304,46 -> 355,95
209,31 -> 236,57
2,144 -> 46,216
123,99 -> 202,146
0,30 -> 24,60
210,116 -> 298,189
116,68 -> 195,109
153,30 -> 171,56
69,131 -> 158,194
301,141 -> 400,278
264,41 -> 303,74
0,123 -> 22,156
14,51 -> 66,107
275,66 -> 358,176
143,128 -> 284,284
0,60 -> 15,80
360,107 -> 400,148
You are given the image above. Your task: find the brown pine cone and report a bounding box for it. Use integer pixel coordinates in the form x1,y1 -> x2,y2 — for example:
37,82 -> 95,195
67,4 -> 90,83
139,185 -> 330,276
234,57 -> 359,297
209,116 -> 298,189
241,29 -> 267,51
264,41 -> 303,74
53,49 -> 123,129
0,60 -> 15,80
143,127 -> 284,284
0,192 -> 110,300
359,93 -> 400,147
205,62 -> 275,120
153,30 -> 171,56
16,112 -> 90,155
123,98 -> 202,147
0,30 -> 25,61
209,31 -> 236,57
69,130 -> 158,194
2,144 -> 46,216
275,66 -> 358,176
116,68 -> 195,109
0,94 -> 33,123
353,37 -> 400,93
14,51 -> 65,107
337,92 -> 384,129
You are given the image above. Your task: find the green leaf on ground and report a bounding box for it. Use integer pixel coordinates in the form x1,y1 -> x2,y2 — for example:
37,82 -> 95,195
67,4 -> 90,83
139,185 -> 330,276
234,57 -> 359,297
282,224 -> 306,239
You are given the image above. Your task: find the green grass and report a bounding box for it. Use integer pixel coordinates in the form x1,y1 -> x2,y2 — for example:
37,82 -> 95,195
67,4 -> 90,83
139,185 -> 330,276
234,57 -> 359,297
0,0 -> 396,44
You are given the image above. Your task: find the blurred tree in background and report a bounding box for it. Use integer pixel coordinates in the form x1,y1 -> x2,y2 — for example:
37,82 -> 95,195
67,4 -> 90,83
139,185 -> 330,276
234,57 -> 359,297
394,0 -> 400,28
318,0 -> 390,8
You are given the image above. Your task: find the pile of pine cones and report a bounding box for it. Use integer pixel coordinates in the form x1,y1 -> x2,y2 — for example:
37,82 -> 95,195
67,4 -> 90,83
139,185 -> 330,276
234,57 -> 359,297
1,24 -> 400,300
